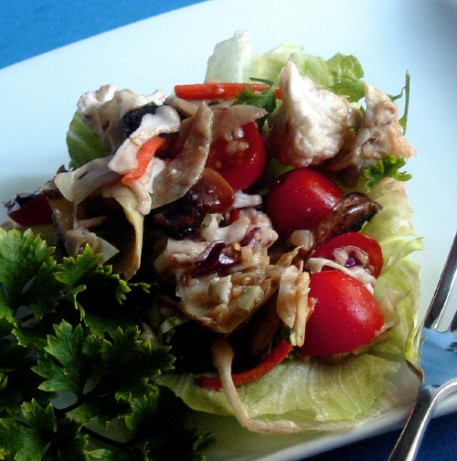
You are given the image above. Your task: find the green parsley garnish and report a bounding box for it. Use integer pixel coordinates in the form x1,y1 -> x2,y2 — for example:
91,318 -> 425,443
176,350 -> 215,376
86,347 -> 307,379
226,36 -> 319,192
234,82 -> 277,129
235,86 -> 277,114
0,228 -> 213,460
363,154 -> 412,191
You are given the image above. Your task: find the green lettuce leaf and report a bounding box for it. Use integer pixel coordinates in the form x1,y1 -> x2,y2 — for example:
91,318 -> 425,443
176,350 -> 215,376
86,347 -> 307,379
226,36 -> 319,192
66,111 -> 109,169
363,154 -> 412,191
204,31 -> 256,83
205,33 -> 366,102
159,354 -> 401,428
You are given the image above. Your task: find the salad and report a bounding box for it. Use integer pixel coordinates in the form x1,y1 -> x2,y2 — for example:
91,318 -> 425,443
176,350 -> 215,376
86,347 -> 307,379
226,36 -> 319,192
1,31 -> 422,458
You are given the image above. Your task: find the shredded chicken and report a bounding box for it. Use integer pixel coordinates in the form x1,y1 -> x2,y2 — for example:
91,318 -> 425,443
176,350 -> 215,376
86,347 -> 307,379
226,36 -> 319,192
77,84 -> 166,152
268,61 -> 350,167
108,105 -> 181,175
328,84 -> 416,171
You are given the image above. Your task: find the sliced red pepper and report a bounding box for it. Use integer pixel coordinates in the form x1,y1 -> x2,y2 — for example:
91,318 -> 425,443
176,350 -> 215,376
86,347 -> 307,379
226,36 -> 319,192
199,338 -> 292,390
174,82 -> 281,100
121,136 -> 166,185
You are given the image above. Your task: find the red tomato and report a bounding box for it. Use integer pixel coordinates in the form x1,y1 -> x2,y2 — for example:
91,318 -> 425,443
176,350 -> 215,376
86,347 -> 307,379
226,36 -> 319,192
312,232 -> 384,278
265,168 -> 342,241
299,270 -> 384,356
206,122 -> 266,191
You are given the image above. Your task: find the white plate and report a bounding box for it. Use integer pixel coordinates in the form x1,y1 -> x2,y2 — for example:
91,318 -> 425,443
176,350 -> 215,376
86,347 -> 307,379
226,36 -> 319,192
1,0 -> 457,459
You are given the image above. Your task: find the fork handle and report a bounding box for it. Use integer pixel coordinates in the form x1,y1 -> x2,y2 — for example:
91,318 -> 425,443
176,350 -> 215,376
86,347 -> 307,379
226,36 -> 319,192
387,385 -> 440,461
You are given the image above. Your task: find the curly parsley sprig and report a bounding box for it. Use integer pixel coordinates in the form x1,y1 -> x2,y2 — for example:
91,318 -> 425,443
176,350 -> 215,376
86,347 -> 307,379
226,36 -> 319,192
0,228 -> 213,460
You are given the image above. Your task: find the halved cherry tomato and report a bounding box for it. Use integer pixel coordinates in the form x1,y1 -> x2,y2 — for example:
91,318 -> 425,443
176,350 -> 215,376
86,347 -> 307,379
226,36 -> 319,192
298,270 -> 384,356
265,168 -> 343,241
206,122 -> 266,191
312,232 -> 384,278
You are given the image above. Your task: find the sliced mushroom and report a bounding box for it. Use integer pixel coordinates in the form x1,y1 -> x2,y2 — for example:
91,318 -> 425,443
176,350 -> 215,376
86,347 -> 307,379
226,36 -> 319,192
297,192 -> 382,260
148,103 -> 214,210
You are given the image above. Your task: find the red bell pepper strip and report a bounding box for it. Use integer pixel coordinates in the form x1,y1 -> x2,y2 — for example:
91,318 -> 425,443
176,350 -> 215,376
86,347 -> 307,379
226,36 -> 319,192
121,136 -> 166,185
174,82 -> 281,100
199,338 -> 293,390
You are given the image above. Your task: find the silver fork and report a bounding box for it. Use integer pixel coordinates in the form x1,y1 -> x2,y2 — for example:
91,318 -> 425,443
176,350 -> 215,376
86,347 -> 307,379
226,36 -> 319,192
388,231 -> 457,461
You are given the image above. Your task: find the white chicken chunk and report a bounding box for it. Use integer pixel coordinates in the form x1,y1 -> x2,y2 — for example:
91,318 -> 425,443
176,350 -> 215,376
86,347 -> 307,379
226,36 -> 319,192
268,61 -> 350,167
328,84 -> 416,171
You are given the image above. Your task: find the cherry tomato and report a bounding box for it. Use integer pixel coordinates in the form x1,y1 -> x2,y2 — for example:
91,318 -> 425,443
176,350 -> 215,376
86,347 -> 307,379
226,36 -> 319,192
312,232 -> 384,278
206,122 -> 266,191
299,270 -> 384,356
265,168 -> 342,241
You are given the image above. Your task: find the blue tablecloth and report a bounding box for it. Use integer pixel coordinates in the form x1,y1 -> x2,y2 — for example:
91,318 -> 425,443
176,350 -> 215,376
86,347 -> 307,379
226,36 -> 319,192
2,1 -> 456,460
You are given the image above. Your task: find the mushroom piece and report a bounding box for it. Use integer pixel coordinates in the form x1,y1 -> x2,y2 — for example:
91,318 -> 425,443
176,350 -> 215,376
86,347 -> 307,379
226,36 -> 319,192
296,192 -> 382,261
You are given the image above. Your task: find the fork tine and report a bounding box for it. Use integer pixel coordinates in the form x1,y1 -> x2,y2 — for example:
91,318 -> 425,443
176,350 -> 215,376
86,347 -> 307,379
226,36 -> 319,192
424,232 -> 457,329
451,307 -> 457,333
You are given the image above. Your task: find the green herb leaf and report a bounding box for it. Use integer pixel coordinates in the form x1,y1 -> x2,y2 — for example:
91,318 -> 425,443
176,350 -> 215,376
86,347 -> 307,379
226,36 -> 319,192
56,246 -> 128,313
363,154 -> 412,191
0,227 -> 210,459
390,72 -> 411,132
0,228 -> 62,323
125,388 -> 215,461
98,326 -> 174,399
55,246 -> 145,335
234,86 -> 277,114
234,86 -> 277,128
0,328 -> 45,414
33,321 -> 98,396
0,400 -> 88,460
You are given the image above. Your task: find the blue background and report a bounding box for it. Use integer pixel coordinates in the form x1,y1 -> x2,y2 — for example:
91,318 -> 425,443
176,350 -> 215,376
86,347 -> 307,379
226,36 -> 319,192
0,0 -> 208,69
1,1 -> 456,460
